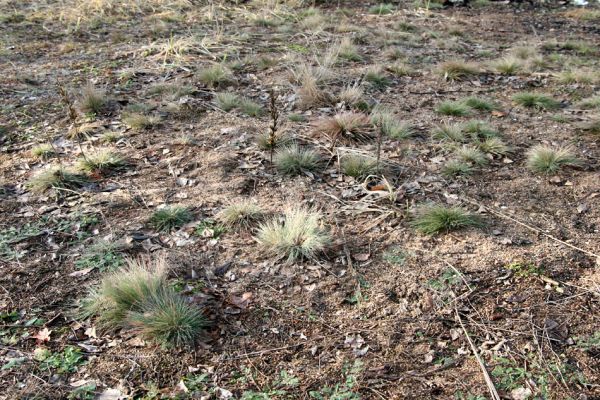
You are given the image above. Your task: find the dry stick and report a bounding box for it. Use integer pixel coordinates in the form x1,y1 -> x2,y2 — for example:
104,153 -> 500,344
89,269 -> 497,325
461,196 -> 600,260
455,308 -> 501,400
267,88 -> 279,165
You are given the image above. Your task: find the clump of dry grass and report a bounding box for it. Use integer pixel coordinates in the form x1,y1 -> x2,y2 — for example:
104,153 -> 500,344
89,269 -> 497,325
337,85 -> 364,106
27,166 -> 89,193
255,207 -> 331,263
340,153 -> 378,179
388,62 -> 415,77
79,83 -> 107,114
577,117 -> 600,134
274,144 -> 321,175
31,144 -> 55,159
438,60 -> 481,81
81,257 -> 204,348
150,206 -> 193,232
147,83 -> 194,100
297,78 -> 331,109
411,204 -> 483,235
526,145 -> 580,174
477,137 -> 510,156
513,92 -> 560,110
314,112 -> 372,143
197,64 -> 232,87
371,108 -> 412,139
492,56 -> 523,75
509,45 -> 538,60
218,201 -> 264,229
337,37 -> 362,62
556,70 -> 598,85
122,113 -> 161,130
577,96 -> 600,110
433,123 -> 466,142
77,150 -> 126,173
442,160 -> 474,178
257,131 -> 292,151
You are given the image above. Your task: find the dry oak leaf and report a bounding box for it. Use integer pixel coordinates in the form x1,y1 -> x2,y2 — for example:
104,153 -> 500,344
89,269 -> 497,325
33,327 -> 51,344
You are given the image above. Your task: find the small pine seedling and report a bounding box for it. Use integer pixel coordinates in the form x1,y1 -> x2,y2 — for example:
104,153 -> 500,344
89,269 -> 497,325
436,100 -> 472,117
411,204 -> 483,235
512,92 -> 560,110
256,207 -> 331,263
218,201 -> 264,229
340,154 -> 378,179
149,207 -> 193,232
274,144 -> 321,175
526,145 -> 580,174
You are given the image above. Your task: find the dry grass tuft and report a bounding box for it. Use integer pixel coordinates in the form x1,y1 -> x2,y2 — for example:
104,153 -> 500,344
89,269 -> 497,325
411,204 -> 483,235
82,257 -> 204,347
314,112 -> 372,143
526,145 -> 580,174
79,83 -> 107,114
218,201 -> 264,229
256,207 -> 331,263
438,60 -> 480,81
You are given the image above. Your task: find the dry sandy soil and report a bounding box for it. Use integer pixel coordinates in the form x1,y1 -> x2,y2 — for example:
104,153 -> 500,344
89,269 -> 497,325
1,0 -> 599,399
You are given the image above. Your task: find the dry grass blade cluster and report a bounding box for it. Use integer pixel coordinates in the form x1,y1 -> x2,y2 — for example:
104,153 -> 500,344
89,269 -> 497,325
438,60 -> 481,81
411,204 -> 483,235
526,145 -> 580,174
256,207 -> 330,263
219,201 -> 264,229
82,257 -> 204,347
27,167 -> 89,193
314,112 -> 372,143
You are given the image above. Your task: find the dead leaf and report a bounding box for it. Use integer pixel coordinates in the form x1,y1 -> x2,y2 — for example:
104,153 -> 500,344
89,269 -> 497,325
69,267 -> 94,277
85,326 -> 97,339
229,292 -> 253,309
353,253 -> 370,262
33,327 -> 51,344
97,388 -> 125,400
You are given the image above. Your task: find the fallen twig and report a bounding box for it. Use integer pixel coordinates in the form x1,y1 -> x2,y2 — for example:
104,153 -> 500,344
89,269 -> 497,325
455,308 -> 501,400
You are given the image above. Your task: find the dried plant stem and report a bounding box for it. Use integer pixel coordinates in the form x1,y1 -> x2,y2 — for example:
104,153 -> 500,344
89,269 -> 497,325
268,88 -> 279,164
